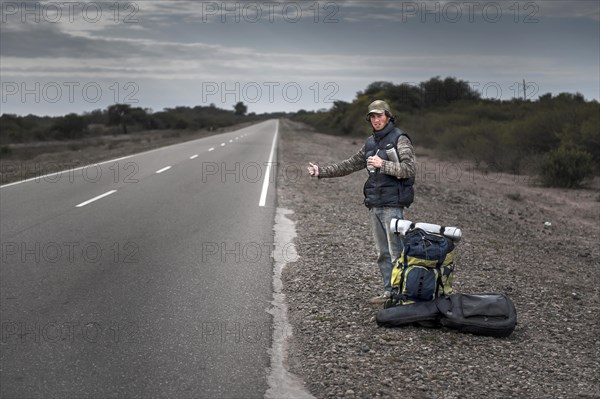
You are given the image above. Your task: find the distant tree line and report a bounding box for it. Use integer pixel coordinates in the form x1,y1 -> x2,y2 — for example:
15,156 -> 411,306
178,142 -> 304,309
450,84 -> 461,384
0,101 -> 265,144
292,76 -> 600,187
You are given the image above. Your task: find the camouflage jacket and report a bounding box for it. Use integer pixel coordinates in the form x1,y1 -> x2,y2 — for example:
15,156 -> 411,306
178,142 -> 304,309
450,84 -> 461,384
318,132 -> 416,180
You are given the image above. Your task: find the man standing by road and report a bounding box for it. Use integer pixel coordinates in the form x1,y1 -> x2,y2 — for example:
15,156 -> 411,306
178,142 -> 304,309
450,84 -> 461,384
307,100 -> 416,304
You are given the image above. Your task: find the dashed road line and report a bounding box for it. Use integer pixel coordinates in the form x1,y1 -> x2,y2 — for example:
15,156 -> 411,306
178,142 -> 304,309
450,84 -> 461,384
76,190 -> 117,208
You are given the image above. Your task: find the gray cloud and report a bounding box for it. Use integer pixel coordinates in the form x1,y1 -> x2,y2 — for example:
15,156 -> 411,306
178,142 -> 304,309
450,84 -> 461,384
0,23 -> 145,59
341,0 -> 600,22
0,0 -> 597,116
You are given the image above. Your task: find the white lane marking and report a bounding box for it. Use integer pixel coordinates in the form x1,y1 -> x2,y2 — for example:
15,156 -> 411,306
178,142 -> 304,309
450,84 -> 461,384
208,147 -> 215,152
229,139 -> 233,143
259,120 -> 279,207
156,166 -> 172,174
190,154 -> 198,159
76,190 -> 117,208
220,143 -> 226,147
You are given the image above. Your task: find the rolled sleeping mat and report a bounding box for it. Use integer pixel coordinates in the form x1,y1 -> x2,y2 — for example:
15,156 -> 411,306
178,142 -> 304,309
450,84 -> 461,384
390,219 -> 462,242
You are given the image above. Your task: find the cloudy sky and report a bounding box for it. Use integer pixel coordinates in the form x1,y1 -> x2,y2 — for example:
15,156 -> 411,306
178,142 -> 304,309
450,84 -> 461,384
1,0 -> 599,116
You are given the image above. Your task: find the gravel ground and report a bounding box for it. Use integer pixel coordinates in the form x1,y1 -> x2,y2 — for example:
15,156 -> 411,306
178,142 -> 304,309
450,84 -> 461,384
276,119 -> 600,399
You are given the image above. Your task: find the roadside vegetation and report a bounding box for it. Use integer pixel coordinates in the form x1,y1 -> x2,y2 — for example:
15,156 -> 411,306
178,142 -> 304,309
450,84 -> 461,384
0,102 -> 277,145
292,77 -> 599,188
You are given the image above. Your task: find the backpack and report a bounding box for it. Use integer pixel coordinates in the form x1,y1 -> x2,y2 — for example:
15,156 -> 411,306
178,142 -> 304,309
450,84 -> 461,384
390,227 -> 455,305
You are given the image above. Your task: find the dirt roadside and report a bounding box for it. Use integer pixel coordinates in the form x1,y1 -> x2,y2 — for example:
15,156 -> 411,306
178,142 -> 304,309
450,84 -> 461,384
276,119 -> 600,399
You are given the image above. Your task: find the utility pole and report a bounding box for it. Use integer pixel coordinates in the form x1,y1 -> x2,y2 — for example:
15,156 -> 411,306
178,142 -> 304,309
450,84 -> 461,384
523,79 -> 527,101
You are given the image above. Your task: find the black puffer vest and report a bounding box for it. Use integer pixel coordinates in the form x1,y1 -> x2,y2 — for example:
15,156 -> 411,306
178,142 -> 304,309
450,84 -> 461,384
363,122 -> 415,208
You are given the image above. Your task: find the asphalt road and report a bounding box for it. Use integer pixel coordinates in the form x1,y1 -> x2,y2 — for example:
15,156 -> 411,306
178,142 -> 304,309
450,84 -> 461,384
0,120 -> 280,398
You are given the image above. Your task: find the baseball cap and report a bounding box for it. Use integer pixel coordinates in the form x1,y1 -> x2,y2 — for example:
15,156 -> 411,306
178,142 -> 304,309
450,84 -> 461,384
366,100 -> 391,116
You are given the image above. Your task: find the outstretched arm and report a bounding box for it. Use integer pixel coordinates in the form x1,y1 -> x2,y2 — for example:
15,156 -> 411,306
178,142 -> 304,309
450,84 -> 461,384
308,146 -> 367,178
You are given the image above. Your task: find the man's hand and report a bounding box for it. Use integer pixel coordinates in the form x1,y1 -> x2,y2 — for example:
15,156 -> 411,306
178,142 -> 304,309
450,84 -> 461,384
367,155 -> 383,169
307,162 -> 319,177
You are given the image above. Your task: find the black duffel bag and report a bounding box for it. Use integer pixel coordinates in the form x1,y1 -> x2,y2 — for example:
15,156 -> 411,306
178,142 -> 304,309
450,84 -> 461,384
436,293 -> 517,337
376,293 -> 517,337
375,300 -> 441,328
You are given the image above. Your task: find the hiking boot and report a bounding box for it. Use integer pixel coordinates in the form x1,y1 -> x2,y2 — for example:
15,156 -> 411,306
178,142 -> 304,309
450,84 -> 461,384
369,291 -> 392,304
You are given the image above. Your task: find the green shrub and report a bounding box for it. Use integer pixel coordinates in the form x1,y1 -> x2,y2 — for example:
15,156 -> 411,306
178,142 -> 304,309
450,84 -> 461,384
538,148 -> 595,188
